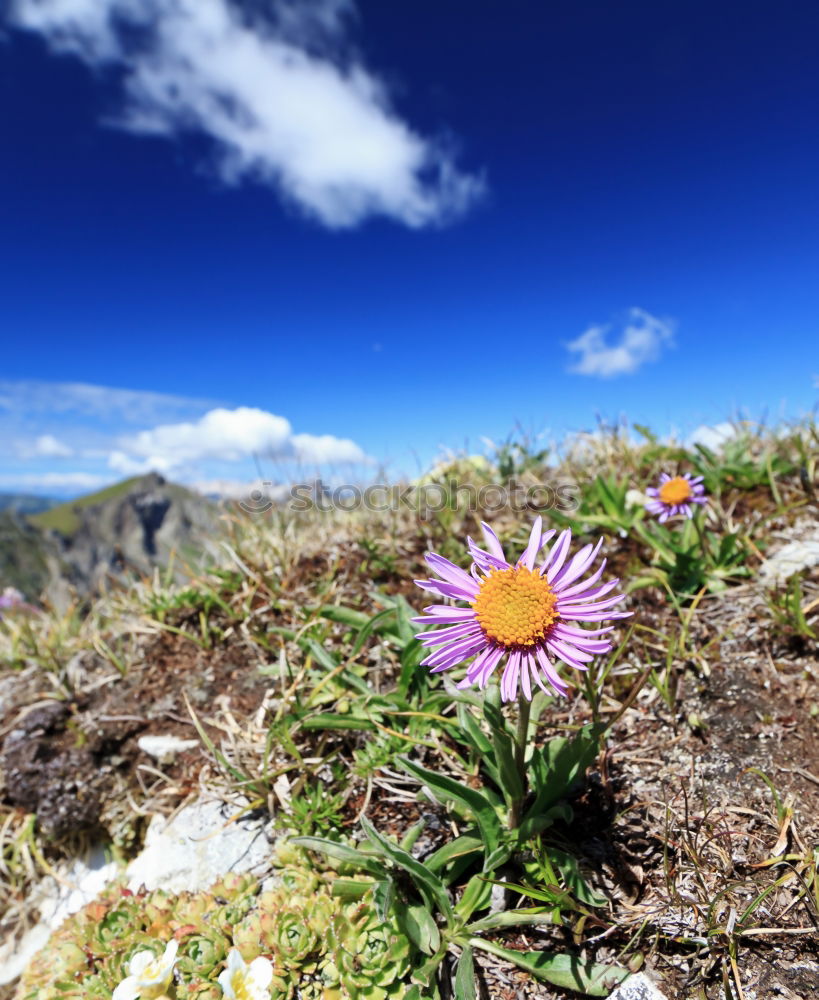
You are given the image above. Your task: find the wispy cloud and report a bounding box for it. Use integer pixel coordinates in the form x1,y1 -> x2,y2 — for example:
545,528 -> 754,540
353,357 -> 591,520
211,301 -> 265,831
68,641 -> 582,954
0,380 -> 216,426
6,0 -> 484,228
0,471 -> 110,491
566,308 -> 674,378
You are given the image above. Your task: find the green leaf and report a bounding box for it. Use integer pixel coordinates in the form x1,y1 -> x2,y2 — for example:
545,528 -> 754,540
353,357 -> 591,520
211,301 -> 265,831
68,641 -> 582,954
490,725 -> 524,806
330,878 -> 373,900
467,907 -> 558,932
425,836 -> 483,876
526,724 -> 602,818
469,940 -> 629,995
317,604 -> 371,629
398,639 -> 426,698
453,873 -> 493,921
401,819 -> 427,854
482,697 -> 511,739
516,803 -> 571,841
290,836 -> 386,877
550,848 -> 609,907
394,595 -> 416,646
300,713 -> 375,731
349,607 -> 398,657
457,704 -> 493,756
482,844 -> 512,873
453,946 -> 476,1000
373,879 -> 394,923
396,901 -> 441,955
398,757 -> 503,867
360,815 -> 455,922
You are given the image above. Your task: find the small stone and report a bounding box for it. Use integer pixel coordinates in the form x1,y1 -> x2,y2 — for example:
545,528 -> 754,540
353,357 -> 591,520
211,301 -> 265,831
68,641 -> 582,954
137,733 -> 199,763
607,972 -> 671,1000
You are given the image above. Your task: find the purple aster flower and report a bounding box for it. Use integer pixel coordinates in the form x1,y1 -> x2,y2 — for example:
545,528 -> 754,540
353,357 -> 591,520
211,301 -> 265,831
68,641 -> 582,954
645,473 -> 707,523
413,517 -> 630,702
0,587 -> 24,614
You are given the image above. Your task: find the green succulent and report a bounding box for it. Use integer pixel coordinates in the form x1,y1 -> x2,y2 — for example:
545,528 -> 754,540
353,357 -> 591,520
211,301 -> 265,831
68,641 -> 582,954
176,927 -> 229,978
18,842 -> 414,1000
324,901 -> 410,1000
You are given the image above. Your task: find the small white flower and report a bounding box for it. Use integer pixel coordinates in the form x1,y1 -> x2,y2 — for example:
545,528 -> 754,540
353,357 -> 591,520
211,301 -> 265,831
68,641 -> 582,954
112,939 -> 178,1000
218,948 -> 274,1000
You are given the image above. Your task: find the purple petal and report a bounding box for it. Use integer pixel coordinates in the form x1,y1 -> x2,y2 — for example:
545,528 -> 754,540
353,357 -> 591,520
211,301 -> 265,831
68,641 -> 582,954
480,521 -> 506,561
424,636 -> 486,670
415,579 -> 477,601
425,554 -> 480,596
535,646 -> 568,695
413,606 -> 478,625
542,528 -> 572,579
545,638 -> 591,671
553,623 -> 614,639
418,623 -> 483,646
557,578 -> 620,606
556,559 -> 607,599
519,651 -> 534,701
467,538 -> 508,573
500,650 -> 522,702
517,516 -> 543,571
552,537 -> 604,590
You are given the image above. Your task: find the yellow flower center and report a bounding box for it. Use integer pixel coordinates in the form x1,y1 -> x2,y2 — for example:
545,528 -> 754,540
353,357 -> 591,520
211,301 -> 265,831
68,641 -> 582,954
230,972 -> 253,1000
659,476 -> 692,506
473,566 -> 558,647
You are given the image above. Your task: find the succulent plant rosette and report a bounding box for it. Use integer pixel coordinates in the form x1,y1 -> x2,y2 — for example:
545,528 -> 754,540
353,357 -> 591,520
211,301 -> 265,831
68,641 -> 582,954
17,848 -> 412,1000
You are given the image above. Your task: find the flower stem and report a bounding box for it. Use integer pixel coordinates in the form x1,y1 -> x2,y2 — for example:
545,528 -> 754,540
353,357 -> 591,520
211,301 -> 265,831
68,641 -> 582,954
509,693 -> 531,830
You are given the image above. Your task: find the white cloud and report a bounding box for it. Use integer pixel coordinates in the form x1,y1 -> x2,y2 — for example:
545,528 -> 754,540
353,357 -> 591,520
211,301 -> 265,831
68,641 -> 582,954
109,405 -> 370,474
0,471 -> 111,491
566,308 -> 674,378
17,434 -> 75,458
190,478 -> 294,502
292,432 -> 368,464
686,422 -> 739,451
7,0 -> 484,228
119,406 -> 293,464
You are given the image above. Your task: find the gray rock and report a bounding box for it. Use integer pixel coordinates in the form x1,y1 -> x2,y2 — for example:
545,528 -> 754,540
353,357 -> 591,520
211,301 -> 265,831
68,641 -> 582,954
607,973 -> 671,1000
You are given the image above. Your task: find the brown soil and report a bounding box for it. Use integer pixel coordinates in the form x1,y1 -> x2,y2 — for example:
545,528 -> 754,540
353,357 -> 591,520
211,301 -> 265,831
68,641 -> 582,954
0,629 -> 270,851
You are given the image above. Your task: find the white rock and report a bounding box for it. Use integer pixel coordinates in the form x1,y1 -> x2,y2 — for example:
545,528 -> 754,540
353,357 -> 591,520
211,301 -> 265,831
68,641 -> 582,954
0,845 -> 119,986
760,537 -> 819,586
0,798 -> 271,988
607,972 -> 671,1000
137,733 -> 200,762
126,798 -> 270,893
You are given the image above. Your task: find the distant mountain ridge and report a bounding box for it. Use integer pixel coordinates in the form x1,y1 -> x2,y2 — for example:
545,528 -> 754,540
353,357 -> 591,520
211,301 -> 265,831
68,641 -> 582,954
0,493 -> 60,516
1,474 -> 218,606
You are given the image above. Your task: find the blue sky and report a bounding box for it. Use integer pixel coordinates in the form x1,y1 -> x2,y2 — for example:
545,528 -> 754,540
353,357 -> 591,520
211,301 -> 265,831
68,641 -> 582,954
1,0 -> 817,497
